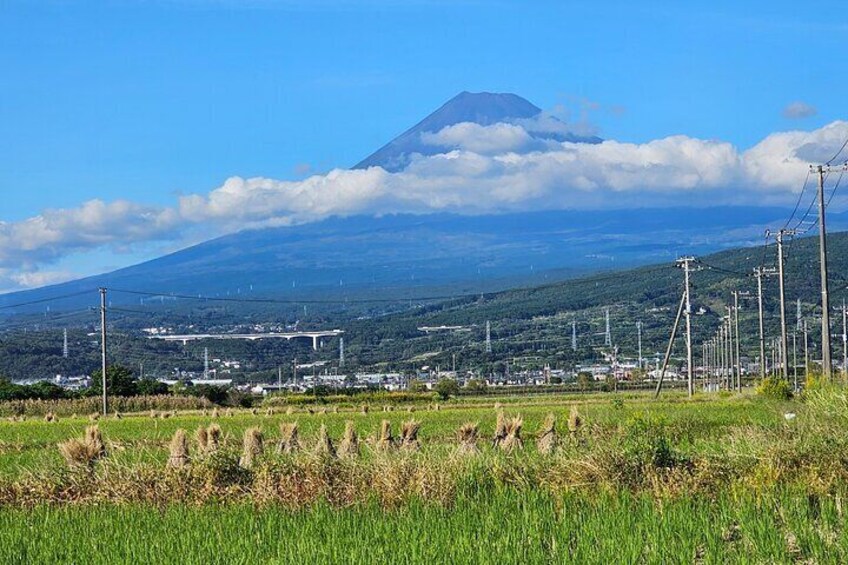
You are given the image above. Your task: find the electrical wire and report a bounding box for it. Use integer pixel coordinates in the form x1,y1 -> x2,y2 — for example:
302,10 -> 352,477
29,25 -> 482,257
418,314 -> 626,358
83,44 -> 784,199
0,289 -> 95,311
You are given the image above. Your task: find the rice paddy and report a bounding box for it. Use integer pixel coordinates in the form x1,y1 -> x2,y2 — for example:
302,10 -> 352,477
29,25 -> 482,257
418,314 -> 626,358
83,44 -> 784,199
1,389 -> 847,563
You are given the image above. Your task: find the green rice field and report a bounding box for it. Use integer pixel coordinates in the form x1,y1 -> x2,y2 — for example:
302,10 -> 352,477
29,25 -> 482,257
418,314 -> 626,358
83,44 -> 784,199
1,389 -> 846,563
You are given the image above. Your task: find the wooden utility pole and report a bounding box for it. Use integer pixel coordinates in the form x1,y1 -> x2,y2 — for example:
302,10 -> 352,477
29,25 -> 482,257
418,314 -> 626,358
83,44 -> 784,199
814,165 -> 833,379
99,287 -> 108,415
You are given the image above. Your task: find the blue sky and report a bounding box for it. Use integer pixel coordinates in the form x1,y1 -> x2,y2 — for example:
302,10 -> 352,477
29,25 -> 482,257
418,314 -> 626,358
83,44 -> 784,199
1,0 -> 846,289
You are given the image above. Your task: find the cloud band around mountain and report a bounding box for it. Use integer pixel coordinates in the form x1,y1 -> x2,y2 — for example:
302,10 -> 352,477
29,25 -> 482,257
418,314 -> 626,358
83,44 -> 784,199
2,119 -> 847,289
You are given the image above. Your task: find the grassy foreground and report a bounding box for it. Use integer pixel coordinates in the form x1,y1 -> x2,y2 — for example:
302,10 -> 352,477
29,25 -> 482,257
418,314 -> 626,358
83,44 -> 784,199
1,489 -> 846,563
2,389 -> 848,563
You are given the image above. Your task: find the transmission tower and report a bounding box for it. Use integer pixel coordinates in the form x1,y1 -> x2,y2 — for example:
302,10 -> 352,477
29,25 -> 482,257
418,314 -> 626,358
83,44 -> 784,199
203,347 -> 209,379
339,337 -> 345,368
796,299 -> 802,331
604,308 -> 611,347
63,329 -> 69,359
485,321 -> 492,354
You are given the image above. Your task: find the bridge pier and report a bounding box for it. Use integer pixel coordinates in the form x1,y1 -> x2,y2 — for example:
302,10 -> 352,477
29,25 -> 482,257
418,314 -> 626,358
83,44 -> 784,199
312,335 -> 319,351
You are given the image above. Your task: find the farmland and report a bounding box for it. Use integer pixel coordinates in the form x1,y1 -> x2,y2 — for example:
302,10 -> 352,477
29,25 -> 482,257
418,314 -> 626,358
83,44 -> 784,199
0,389 -> 847,562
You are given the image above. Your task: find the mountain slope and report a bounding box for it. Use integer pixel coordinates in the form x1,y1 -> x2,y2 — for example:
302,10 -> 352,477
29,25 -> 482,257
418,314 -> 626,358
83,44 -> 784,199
0,206 -> 808,314
354,91 -> 600,172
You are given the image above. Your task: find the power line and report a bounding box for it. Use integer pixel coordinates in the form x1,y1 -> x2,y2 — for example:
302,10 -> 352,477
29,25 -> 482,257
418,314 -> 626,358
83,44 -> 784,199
0,289 -> 95,311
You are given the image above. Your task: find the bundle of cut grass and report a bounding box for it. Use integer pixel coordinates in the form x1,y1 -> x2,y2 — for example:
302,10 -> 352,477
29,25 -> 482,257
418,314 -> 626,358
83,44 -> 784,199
59,425 -> 106,468
239,427 -> 264,468
383,405 -> 393,412
376,420 -> 395,452
114,412 -> 122,420
314,424 -> 336,458
167,429 -> 189,468
251,408 -> 258,416
318,407 -> 327,415
195,426 -> 209,452
500,417 -> 523,452
338,421 -> 359,458
360,404 -> 369,415
457,422 -> 480,454
332,406 -> 339,414
202,409 -> 208,417
88,412 -> 100,422
407,406 -> 415,413
567,406 -> 582,434
494,402 -> 502,410
70,413 -> 78,419
400,420 -> 421,451
434,403 -> 440,411
492,411 -> 507,447
307,408 -> 315,415
285,407 -> 295,415
265,408 -> 274,417
226,408 -> 234,417
277,422 -> 300,454
206,424 -> 222,452
44,412 -> 57,423
150,410 -> 157,419
536,413 -> 557,455
211,407 -> 220,418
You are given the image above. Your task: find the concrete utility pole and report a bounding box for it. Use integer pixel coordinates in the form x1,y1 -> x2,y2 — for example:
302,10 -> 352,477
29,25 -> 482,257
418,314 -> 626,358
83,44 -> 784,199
804,319 -> 810,373
485,321 -> 492,354
677,257 -> 696,397
203,347 -> 209,379
339,337 -> 345,368
571,321 -> 577,351
753,267 -> 776,379
770,229 -> 795,381
726,306 -> 735,389
731,291 -> 747,391
604,308 -> 612,347
814,165 -> 833,378
63,329 -> 69,359
792,332 -> 798,392
636,321 -> 643,369
843,301 -> 847,380
99,287 -> 108,416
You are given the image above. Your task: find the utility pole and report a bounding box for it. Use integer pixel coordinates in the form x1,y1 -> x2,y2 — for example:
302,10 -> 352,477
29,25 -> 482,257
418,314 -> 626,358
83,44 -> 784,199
571,320 -> 577,351
63,329 -> 69,359
485,321 -> 492,354
292,358 -> 298,388
636,321 -> 643,369
604,308 -> 612,347
99,288 -> 108,416
843,300 -> 847,381
792,332 -> 798,392
677,257 -> 696,397
769,228 -> 795,381
203,347 -> 209,379
804,319 -> 810,374
814,164 -> 833,378
277,366 -> 282,390
753,267 -> 776,379
339,337 -> 345,368
654,291 -> 686,399
726,306 -> 734,389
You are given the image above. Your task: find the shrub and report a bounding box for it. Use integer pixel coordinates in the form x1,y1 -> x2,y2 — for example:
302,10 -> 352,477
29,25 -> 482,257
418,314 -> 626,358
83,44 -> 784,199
434,379 -> 460,400
755,377 -> 793,400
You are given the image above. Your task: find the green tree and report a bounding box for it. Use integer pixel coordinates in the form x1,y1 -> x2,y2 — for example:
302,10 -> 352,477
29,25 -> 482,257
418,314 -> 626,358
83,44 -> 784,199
464,378 -> 487,393
136,378 -> 169,396
89,365 -> 137,397
434,378 -> 460,400
577,372 -> 593,392
407,379 -> 427,393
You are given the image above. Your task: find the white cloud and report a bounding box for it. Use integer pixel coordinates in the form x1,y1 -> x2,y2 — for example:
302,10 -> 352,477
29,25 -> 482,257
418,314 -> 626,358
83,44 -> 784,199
783,101 -> 817,119
2,119 -> 848,289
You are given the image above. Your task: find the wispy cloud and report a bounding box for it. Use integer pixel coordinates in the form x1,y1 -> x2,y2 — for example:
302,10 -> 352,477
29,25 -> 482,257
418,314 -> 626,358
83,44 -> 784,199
783,101 -> 817,120
2,119 -> 847,290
